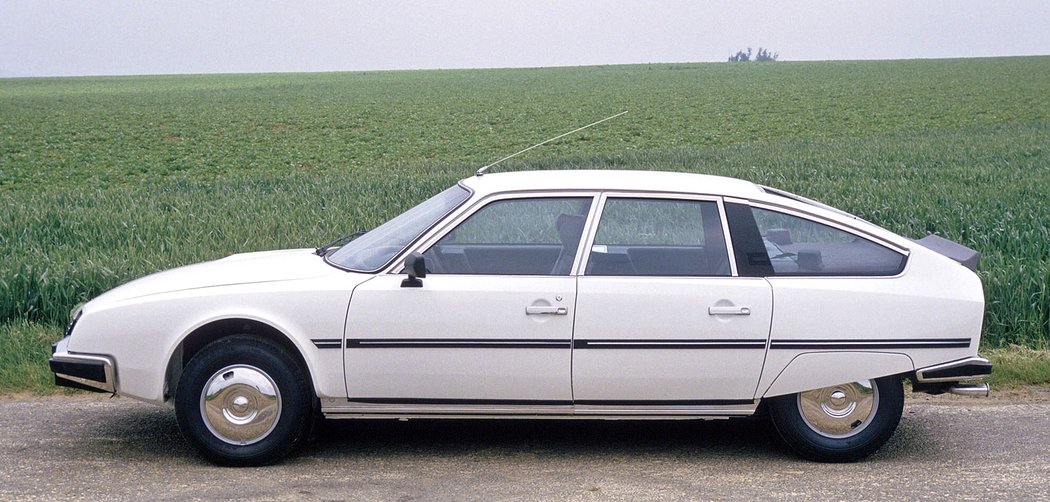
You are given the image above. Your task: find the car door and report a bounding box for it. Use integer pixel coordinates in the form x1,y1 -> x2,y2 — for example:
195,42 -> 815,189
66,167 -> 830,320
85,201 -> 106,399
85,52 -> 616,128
343,194 -> 595,405
571,194 -> 774,405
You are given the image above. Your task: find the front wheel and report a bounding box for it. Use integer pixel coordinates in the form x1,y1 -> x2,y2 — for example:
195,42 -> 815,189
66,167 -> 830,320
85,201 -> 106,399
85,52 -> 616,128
175,336 -> 315,466
767,375 -> 904,462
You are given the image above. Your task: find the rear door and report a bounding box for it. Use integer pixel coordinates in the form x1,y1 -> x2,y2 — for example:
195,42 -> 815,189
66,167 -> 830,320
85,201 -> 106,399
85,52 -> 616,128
571,194 -> 773,404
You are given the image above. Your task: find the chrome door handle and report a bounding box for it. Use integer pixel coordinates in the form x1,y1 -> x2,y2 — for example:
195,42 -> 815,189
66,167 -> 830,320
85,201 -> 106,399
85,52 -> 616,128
708,306 -> 751,316
526,306 -> 568,315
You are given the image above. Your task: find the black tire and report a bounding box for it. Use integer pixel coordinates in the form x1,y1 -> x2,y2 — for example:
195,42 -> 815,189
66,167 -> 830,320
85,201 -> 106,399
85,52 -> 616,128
767,375 -> 904,462
175,336 -> 314,466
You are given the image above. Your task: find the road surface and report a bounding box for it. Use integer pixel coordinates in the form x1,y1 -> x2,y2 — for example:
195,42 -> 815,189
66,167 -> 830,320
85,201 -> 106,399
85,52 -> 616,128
1,390 -> 1049,501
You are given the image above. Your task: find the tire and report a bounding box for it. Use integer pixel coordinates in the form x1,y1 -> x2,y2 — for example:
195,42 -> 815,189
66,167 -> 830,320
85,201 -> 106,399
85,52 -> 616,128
767,375 -> 904,462
175,336 -> 315,466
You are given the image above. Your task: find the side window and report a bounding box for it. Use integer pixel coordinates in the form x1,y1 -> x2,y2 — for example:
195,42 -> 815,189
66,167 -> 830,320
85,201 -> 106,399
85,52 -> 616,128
423,197 -> 592,275
751,207 -> 906,276
586,198 -> 730,277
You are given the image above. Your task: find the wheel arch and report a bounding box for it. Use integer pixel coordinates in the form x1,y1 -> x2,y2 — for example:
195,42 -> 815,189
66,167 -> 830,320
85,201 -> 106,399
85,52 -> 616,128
164,317 -> 315,402
761,351 -> 914,398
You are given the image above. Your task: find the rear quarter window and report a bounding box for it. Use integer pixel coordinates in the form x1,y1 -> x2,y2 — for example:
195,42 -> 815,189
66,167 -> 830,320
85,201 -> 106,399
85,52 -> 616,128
751,207 -> 906,276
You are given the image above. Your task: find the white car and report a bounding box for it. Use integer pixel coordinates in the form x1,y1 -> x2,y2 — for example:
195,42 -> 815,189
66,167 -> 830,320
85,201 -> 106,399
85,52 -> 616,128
50,170 -> 992,465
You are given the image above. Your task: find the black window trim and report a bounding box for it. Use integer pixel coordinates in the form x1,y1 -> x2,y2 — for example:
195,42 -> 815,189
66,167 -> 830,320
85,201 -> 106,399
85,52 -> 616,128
724,201 -> 775,278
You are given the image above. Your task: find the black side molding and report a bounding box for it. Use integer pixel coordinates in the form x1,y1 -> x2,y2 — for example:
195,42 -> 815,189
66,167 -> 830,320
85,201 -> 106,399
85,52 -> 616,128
770,338 -> 971,350
311,339 -> 342,349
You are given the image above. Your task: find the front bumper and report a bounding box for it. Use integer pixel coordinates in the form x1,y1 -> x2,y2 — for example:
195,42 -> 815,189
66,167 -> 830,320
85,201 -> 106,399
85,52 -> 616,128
49,336 -> 117,393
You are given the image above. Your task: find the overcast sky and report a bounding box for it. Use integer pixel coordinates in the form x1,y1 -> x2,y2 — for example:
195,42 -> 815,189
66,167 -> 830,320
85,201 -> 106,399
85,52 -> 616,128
2,0 -> 1049,77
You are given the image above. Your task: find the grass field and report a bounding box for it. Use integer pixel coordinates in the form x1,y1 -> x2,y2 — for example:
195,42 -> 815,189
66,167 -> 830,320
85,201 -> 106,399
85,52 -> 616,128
2,57 -> 1048,392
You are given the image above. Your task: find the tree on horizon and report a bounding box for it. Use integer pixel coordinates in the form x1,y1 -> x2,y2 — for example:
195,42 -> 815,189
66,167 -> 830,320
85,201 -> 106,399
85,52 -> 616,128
728,47 -> 779,62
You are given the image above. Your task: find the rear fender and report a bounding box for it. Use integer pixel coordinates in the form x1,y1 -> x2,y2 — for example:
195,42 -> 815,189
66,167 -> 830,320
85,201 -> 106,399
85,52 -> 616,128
762,351 -> 914,398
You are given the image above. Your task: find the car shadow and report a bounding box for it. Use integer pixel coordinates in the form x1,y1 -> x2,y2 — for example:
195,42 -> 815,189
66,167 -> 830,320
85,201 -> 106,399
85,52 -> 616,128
306,416 -> 792,462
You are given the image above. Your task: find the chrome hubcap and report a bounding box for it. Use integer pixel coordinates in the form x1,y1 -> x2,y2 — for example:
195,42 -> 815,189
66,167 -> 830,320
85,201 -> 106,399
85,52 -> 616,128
798,380 -> 878,438
200,365 -> 281,445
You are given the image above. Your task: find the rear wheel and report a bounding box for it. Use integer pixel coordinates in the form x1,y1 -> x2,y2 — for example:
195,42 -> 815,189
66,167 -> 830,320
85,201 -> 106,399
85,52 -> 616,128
767,375 -> 903,462
175,336 -> 314,466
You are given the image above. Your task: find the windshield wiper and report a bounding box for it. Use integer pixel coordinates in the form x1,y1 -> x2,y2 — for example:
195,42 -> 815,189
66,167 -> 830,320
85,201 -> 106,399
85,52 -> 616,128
315,231 -> 366,256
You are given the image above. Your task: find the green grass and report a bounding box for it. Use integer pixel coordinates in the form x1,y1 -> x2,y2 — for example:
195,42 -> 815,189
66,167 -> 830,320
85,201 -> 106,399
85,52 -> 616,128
0,320 -> 73,394
1,57 -> 1048,393
985,346 -> 1050,388
4,57 -> 1049,192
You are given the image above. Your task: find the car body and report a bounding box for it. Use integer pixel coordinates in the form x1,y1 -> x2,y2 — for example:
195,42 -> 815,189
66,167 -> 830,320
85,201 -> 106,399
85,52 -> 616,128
50,170 -> 992,465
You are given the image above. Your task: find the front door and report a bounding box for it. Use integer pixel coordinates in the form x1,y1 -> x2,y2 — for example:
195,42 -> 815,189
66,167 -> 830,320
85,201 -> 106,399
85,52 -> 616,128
345,275 -> 576,402
343,195 -> 594,404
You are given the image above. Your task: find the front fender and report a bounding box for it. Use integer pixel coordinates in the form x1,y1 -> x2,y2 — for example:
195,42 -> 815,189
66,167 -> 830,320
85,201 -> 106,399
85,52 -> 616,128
69,276 -> 355,404
762,351 -> 914,398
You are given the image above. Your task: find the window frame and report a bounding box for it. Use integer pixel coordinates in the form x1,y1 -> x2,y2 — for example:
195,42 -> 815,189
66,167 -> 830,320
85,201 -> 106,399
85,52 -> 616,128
391,190 -> 602,276
742,200 -> 910,278
325,183 -> 474,273
578,192 -> 738,278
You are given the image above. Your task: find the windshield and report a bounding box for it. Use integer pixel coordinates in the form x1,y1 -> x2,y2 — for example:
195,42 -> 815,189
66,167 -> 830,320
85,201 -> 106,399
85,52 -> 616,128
326,184 -> 472,272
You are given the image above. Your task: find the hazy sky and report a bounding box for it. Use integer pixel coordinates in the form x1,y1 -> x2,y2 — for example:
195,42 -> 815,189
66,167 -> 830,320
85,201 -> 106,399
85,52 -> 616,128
2,0 -> 1049,77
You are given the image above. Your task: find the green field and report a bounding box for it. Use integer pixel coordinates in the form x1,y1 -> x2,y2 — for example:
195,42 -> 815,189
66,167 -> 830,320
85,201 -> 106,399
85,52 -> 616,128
2,57 -> 1048,392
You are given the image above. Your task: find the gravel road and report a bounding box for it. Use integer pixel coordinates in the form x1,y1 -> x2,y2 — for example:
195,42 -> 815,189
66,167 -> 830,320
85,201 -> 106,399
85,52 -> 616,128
2,391 -> 1049,501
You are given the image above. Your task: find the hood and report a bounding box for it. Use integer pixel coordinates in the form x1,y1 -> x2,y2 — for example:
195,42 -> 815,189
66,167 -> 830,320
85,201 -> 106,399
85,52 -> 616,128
90,248 -> 344,305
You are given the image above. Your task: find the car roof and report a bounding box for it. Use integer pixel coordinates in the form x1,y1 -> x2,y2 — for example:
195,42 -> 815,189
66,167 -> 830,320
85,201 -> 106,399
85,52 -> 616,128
459,169 -> 911,252
461,170 -> 766,198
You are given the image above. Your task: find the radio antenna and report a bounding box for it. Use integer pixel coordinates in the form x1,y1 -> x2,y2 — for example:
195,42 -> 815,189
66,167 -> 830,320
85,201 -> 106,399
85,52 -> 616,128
475,110 -> 628,177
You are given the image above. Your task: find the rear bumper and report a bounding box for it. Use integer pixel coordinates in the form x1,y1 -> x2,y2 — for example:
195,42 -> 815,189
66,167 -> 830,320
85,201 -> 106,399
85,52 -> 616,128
49,336 -> 116,393
915,356 -> 993,383
913,356 -> 992,397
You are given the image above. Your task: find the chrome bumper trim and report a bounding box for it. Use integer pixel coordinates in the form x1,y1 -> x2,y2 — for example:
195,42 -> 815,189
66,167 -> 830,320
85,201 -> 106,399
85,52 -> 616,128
915,356 -> 992,383
49,336 -> 117,394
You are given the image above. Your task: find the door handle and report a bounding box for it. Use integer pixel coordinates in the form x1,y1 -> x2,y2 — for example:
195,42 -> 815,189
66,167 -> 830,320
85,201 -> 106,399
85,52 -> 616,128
708,306 -> 751,316
526,306 -> 568,315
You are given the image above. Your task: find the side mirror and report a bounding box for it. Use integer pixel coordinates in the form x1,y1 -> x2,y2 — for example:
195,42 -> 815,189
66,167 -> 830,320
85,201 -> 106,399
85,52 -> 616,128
400,252 -> 426,288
